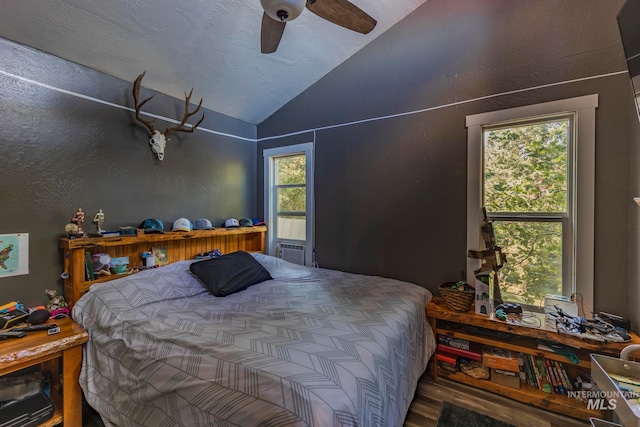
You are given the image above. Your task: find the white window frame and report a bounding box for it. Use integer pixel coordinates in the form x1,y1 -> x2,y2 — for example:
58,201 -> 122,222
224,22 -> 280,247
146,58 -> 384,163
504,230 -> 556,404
466,94 -> 597,313
263,142 -> 314,266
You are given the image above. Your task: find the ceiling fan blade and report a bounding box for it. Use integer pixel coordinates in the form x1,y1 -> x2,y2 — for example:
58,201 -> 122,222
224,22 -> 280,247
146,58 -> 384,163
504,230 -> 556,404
305,0 -> 376,34
261,12 -> 286,54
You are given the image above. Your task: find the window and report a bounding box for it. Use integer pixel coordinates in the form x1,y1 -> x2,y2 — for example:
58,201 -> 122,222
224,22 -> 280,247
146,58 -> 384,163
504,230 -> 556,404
466,95 -> 597,312
263,143 -> 314,266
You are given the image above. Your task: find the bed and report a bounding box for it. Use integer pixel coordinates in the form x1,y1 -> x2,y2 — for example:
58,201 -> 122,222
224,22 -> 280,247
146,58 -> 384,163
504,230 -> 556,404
72,252 -> 436,427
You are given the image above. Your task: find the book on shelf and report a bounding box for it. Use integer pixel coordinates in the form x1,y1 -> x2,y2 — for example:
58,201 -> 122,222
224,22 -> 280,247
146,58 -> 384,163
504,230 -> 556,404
553,362 -> 567,395
517,353 -> 526,382
523,354 -> 537,388
521,355 -> 580,396
526,354 -> 539,389
436,351 -> 459,372
84,251 -> 95,281
545,359 -> 565,395
438,335 -> 471,351
535,356 -> 552,393
555,360 -> 574,392
437,341 -> 482,362
436,351 -> 458,366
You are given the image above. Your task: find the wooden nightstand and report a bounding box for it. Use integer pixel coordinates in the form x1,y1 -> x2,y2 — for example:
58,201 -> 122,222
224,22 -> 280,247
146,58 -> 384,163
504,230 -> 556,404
0,317 -> 88,427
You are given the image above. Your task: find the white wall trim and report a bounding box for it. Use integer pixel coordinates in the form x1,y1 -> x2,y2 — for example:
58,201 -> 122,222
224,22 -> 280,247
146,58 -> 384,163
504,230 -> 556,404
2,68 -> 623,143
0,69 -> 256,142
258,72 -> 622,141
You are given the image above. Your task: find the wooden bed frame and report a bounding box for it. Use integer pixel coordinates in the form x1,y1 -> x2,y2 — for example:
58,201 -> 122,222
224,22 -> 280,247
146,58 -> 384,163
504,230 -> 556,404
59,226 -> 267,307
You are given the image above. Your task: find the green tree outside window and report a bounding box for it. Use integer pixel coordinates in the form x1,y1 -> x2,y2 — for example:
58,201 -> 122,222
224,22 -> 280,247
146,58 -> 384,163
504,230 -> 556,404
483,118 -> 569,305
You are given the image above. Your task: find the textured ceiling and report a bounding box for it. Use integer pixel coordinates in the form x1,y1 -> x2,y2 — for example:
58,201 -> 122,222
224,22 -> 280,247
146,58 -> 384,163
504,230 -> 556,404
0,0 -> 428,125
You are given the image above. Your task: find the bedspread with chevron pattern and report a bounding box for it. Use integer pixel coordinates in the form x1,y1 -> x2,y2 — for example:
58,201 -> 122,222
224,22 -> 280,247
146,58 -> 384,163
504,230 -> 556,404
73,253 -> 435,427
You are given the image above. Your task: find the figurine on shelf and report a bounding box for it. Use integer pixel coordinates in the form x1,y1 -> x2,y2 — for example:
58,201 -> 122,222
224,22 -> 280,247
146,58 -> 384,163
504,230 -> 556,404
45,288 -> 69,318
93,209 -> 105,234
71,208 -> 85,235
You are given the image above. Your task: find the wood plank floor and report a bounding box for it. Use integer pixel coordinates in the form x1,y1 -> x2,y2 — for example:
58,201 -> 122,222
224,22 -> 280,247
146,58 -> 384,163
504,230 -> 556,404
404,374 -> 592,427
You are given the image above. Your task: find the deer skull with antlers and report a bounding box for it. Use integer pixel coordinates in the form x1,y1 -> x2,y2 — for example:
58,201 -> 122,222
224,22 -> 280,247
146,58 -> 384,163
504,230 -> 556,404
132,71 -> 204,160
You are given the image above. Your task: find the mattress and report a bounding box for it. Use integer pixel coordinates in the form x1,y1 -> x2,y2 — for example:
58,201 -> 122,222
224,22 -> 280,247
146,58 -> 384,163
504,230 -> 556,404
72,253 -> 435,426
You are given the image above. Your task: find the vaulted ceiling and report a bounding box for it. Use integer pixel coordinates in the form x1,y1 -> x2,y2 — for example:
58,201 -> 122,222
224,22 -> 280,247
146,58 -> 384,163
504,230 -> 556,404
0,0 -> 428,125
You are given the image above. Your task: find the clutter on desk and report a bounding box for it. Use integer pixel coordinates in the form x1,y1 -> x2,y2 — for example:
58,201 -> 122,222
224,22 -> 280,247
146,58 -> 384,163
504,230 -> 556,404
547,304 -> 631,343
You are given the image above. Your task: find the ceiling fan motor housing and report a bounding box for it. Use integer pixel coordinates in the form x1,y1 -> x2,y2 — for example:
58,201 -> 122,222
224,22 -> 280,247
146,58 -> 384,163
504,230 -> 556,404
260,0 -> 306,22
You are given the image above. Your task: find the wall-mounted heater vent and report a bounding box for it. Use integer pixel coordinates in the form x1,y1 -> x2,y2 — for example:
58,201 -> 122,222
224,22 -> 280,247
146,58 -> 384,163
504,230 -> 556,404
277,243 -> 305,265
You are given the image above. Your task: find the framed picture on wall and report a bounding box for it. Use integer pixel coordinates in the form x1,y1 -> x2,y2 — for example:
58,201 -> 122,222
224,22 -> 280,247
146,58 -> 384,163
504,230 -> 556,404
0,233 -> 29,278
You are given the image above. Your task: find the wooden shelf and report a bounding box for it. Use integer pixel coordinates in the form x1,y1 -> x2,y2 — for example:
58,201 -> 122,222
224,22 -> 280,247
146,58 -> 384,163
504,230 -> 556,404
39,411 -> 62,427
426,296 -> 640,421
436,327 -> 592,368
436,369 -> 601,420
0,318 -> 88,426
60,226 -> 267,307
428,296 -> 639,355
59,226 -> 267,250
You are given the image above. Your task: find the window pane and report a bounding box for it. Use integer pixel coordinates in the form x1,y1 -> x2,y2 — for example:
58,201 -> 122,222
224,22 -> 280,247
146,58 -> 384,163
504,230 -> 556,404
275,155 -> 306,185
277,216 -> 306,240
484,119 -> 569,213
277,186 -> 306,240
277,187 -> 306,214
492,220 -> 563,305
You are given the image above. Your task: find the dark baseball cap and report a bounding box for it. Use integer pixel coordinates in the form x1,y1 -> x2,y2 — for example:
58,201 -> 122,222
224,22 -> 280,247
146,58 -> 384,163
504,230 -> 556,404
138,218 -> 165,233
239,218 -> 254,227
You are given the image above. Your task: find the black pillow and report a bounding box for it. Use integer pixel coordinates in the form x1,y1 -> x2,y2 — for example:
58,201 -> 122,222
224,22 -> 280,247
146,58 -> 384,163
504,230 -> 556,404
189,251 -> 272,297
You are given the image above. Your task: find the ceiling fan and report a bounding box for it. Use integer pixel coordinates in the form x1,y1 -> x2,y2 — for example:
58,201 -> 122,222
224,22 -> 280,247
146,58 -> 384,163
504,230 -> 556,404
260,0 -> 377,53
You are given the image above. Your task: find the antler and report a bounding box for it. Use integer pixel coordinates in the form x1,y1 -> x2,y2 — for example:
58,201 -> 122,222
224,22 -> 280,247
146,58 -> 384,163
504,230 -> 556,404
164,88 -> 205,135
132,70 -> 156,135
132,70 -> 205,137
131,71 -> 206,161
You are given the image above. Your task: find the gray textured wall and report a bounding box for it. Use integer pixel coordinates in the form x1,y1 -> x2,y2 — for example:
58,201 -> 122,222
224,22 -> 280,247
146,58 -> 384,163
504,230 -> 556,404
0,39 -> 257,308
258,0 -> 639,322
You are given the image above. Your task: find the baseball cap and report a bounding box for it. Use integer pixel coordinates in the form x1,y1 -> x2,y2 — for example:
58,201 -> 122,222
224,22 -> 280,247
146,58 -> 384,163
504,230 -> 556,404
194,218 -> 215,230
172,218 -> 193,232
239,218 -> 253,227
224,218 -> 240,228
138,218 -> 165,234
251,218 -> 266,226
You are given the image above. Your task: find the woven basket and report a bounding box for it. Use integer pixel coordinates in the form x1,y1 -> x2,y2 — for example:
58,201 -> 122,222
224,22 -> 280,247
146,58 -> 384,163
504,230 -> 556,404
439,281 -> 475,312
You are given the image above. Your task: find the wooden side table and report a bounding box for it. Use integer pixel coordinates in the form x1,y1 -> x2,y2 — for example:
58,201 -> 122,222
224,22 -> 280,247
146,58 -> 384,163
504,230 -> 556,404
0,317 -> 89,427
